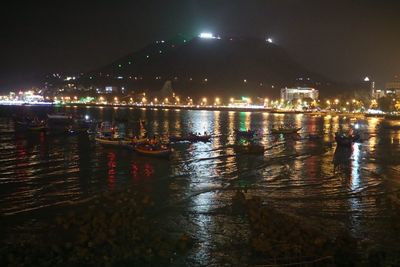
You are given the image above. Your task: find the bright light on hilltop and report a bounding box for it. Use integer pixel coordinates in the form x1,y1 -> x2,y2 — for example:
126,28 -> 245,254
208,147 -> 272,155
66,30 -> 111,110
199,32 -> 215,39
364,76 -> 370,82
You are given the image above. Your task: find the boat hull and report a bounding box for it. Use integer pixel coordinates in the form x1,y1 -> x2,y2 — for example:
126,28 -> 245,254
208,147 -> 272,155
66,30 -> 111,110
169,135 -> 211,142
95,137 -> 132,146
271,127 -> 301,134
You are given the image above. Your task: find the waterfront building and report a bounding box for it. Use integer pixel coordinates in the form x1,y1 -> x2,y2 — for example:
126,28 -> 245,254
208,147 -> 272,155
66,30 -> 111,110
280,87 -> 319,102
384,80 -> 400,96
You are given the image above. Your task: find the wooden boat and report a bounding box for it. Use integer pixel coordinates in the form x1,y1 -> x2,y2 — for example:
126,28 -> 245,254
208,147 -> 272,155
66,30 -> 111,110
233,144 -> 264,155
169,133 -> 211,142
95,136 -> 132,146
16,119 -> 47,131
27,124 -> 48,131
135,144 -> 171,158
235,130 -> 255,138
271,127 -> 301,134
47,113 -> 72,120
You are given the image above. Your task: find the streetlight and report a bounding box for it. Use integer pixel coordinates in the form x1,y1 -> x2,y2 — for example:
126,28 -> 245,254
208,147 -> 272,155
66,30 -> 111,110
215,97 -> 220,105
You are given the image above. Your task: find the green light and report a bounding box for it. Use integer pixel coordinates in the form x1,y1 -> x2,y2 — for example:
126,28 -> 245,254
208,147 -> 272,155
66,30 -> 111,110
241,96 -> 248,101
79,97 -> 95,104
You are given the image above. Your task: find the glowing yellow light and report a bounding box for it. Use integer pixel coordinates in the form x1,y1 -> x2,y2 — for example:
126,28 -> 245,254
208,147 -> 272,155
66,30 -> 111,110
114,97 -> 118,101
142,97 -> 147,103
202,97 -> 207,103
230,97 -> 234,103
154,97 -> 158,102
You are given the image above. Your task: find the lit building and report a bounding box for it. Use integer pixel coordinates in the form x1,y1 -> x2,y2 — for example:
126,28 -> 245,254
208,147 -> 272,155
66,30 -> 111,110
384,81 -> 400,96
104,86 -> 118,94
280,87 -> 319,102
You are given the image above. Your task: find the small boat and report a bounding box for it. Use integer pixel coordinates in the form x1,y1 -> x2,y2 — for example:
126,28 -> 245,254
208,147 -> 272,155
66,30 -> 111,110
235,129 -> 255,138
135,144 -> 171,158
233,144 -> 264,155
95,136 -> 132,146
271,127 -> 301,134
335,132 -> 359,147
15,118 -> 47,131
27,124 -> 48,131
169,133 -> 211,142
47,113 -> 73,120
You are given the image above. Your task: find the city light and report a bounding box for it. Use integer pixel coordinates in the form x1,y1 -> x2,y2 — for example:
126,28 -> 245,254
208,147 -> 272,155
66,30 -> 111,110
199,32 -> 215,39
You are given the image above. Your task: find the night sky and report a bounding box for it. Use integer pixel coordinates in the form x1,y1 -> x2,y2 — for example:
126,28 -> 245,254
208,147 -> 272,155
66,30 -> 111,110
1,0 -> 399,91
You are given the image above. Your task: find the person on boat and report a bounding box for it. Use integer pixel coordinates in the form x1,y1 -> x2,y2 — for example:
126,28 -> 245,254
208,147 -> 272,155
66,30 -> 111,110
149,136 -> 157,145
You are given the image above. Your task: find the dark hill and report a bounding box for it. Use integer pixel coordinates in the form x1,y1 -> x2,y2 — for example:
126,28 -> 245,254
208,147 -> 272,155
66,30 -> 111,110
80,35 -> 330,98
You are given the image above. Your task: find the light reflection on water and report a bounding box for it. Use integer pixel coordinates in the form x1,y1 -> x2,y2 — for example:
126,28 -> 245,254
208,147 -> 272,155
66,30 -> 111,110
1,106 -> 400,264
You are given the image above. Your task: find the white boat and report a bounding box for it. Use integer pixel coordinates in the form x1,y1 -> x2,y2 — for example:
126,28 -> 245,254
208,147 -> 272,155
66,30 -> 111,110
47,113 -> 72,120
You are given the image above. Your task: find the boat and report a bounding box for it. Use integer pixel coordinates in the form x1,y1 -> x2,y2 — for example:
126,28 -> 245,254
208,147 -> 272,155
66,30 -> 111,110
95,136 -> 132,146
271,127 -> 301,134
235,129 -> 255,138
15,118 -> 47,131
169,133 -> 211,142
335,132 -> 360,147
47,113 -> 73,120
233,144 -> 264,155
27,124 -> 48,131
135,144 -> 172,158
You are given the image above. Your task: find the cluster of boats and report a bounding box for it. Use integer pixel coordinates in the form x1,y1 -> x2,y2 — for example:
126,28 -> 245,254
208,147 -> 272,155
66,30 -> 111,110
94,122 -> 217,157
14,113 -> 91,134
13,112 -> 363,157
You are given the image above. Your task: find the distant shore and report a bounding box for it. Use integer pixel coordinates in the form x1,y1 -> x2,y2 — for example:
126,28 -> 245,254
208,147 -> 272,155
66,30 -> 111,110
2,102 -> 399,119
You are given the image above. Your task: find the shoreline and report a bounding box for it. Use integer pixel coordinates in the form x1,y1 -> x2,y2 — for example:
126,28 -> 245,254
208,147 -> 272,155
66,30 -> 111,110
0,102 -> 374,118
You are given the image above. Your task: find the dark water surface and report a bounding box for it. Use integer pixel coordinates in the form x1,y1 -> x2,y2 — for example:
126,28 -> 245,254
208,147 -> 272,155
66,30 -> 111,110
1,105 -> 400,265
